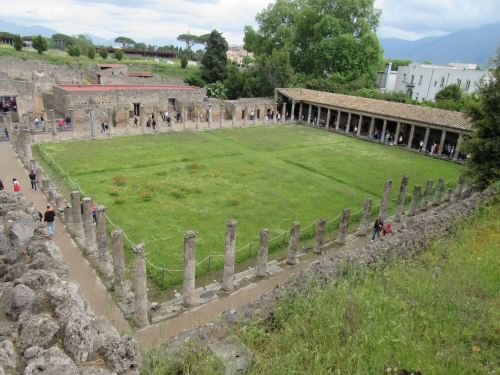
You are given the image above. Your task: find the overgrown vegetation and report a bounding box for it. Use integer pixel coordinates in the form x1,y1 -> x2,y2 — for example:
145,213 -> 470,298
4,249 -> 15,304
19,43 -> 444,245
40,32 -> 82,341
142,193 -> 500,374
34,126 -> 462,288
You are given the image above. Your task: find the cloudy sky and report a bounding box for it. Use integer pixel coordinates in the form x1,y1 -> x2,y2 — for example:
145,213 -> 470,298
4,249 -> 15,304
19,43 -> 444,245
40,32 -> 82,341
3,0 -> 500,44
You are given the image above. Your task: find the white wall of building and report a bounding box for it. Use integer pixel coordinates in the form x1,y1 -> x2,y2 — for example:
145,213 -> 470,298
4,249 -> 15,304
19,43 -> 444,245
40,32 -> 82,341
394,63 -> 487,102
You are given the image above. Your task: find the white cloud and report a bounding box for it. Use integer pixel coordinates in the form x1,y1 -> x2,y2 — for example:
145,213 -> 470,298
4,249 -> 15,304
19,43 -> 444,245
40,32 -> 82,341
4,0 -> 500,44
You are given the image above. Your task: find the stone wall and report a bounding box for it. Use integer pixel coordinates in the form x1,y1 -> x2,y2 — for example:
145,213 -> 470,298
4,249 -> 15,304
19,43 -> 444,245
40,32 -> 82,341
160,187 -> 497,358
0,192 -> 142,374
100,74 -> 186,86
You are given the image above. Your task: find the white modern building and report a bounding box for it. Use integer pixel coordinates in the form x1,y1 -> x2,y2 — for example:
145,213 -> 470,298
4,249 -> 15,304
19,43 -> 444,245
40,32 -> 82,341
393,62 -> 488,102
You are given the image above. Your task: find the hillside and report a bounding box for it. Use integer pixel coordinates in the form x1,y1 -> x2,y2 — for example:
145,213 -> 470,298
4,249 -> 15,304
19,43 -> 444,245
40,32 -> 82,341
380,22 -> 500,66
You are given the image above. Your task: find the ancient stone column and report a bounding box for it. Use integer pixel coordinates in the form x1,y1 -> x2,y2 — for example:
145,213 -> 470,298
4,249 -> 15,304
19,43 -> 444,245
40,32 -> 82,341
82,197 -> 97,260
326,108 -> 331,129
41,110 -> 47,132
48,189 -> 57,205
96,205 -> 113,280
298,103 -> 303,122
50,109 -> 57,140
336,207 -> 351,244
125,107 -> 130,134
6,112 -> 13,143
194,104 -> 199,129
336,110 -> 342,131
64,205 -> 72,224
433,178 -> 445,205
56,194 -> 65,212
183,230 -> 197,308
444,188 -> 453,202
346,112 -> 352,133
29,111 -> 37,142
313,218 -> 326,254
183,105 -> 188,130
132,243 -> 149,328
36,167 -> 43,185
438,131 -> 447,154
455,174 -> 465,199
378,180 -> 393,221
107,108 -> 113,135
286,222 -> 300,265
381,119 -> 387,141
256,228 -> 269,277
407,125 -> 415,148
357,115 -> 363,136
357,198 -> 373,236
316,106 -> 322,126
111,230 -> 127,299
408,185 -> 421,216
140,106 -> 146,133
273,104 -> 277,124
453,134 -> 464,160
88,108 -> 96,137
41,178 -> 50,192
70,108 -> 76,139
394,174 -> 409,222
243,105 -> 248,126
368,117 -> 375,138
290,101 -> 296,123
462,182 -> 472,198
232,107 -> 236,127
307,104 -> 312,123
253,104 -> 257,125
169,106 -> 174,131
423,127 -> 430,151
23,129 -> 33,164
395,121 -> 401,141
71,191 -> 84,238
222,219 -> 237,292
220,104 -> 225,128
420,179 -> 434,211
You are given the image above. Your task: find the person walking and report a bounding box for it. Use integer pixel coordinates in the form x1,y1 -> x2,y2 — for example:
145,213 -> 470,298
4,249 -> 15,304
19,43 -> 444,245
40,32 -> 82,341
28,170 -> 37,190
34,117 -> 39,129
133,116 -> 138,127
44,205 -> 56,235
371,216 -> 383,242
58,118 -> 65,131
92,201 -> 97,224
4,127 -> 9,141
12,178 -> 20,195
65,115 -> 72,128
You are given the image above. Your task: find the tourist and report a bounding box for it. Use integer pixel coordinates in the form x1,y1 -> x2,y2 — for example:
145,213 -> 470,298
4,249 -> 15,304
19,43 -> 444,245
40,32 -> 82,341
44,205 -> 56,235
206,112 -> 209,122
164,110 -> 168,121
176,112 -> 181,122
167,116 -> 171,126
66,115 -> 71,128
28,170 -> 37,190
101,122 -> 106,133
419,139 -> 424,151
4,127 -> 9,141
133,116 -> 138,127
250,110 -> 254,120
152,118 -> 156,130
34,116 -> 39,129
58,118 -> 65,131
371,216 -> 383,242
12,178 -> 20,195
92,201 -> 97,224
105,123 -> 109,133
0,180 -> 4,190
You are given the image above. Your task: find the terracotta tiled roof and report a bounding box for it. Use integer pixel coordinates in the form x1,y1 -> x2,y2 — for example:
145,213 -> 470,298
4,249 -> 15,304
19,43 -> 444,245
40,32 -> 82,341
121,71 -> 154,77
97,64 -> 126,69
277,88 -> 472,132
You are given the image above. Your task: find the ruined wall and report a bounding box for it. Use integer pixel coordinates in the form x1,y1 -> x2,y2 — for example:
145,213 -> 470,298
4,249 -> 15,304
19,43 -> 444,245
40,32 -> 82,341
0,79 -> 36,120
0,192 -> 142,374
100,74 -> 186,86
228,98 -> 275,120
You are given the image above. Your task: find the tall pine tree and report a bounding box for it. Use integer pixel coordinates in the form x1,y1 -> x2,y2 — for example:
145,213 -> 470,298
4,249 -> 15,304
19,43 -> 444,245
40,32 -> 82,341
200,30 -> 228,84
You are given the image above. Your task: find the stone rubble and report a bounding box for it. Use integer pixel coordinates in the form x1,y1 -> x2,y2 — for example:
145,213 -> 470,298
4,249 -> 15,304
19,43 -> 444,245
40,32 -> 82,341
0,191 -> 142,374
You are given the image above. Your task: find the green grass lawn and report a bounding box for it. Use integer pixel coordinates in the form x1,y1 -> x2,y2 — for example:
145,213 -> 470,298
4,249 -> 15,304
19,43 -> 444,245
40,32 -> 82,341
35,125 -> 463,287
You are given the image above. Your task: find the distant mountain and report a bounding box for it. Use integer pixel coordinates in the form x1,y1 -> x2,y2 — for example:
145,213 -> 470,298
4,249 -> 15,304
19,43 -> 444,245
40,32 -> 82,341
0,20 -> 58,38
85,34 -> 115,47
380,22 -> 500,66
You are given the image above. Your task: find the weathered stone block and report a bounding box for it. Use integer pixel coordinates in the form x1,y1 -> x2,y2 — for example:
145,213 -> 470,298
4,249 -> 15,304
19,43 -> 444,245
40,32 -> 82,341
209,335 -> 253,375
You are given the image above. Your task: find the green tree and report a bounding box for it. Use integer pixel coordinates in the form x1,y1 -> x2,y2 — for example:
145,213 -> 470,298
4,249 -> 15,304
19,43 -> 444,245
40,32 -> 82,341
462,45 -> 500,189
195,34 -> 211,46
245,0 -> 383,82
435,83 -> 462,102
205,82 -> 229,100
181,54 -> 188,69
183,72 -> 206,87
114,36 -> 135,48
254,49 -> 294,96
114,49 -> 124,61
74,34 -> 94,56
52,33 -> 75,50
384,58 -> 412,71
132,42 -> 147,50
13,34 -> 23,51
422,60 -> 432,64
200,30 -> 228,84
87,47 -> 96,59
99,47 -> 108,59
177,32 -> 199,51
67,45 -> 81,57
32,34 -> 48,54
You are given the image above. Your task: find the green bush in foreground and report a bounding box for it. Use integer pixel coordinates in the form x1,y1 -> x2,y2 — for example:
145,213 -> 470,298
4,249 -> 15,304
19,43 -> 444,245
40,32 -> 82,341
142,196 -> 500,374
